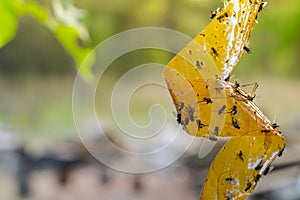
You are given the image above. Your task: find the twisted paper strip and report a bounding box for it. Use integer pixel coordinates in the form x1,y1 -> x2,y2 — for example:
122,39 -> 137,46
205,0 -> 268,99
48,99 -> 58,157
163,0 -> 285,199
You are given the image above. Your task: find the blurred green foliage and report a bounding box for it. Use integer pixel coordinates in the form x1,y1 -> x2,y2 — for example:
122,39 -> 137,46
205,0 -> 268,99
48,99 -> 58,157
238,0 -> 300,78
0,0 -> 93,79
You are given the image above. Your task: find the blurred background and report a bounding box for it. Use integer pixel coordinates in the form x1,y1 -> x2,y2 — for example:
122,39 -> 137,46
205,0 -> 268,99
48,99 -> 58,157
1,0 -> 300,199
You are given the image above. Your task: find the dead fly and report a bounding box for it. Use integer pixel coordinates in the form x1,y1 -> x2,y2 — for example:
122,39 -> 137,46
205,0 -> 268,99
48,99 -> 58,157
237,150 -> 244,161
211,47 -> 218,57
210,8 -> 220,19
243,46 -> 252,54
218,105 -> 226,115
258,2 -> 268,12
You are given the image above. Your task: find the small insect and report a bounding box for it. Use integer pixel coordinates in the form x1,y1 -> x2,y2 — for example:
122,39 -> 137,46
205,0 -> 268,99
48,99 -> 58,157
226,193 -> 233,200
184,117 -> 189,125
225,75 -> 231,82
234,81 -> 240,88
258,2 -> 267,12
236,82 -> 258,101
254,174 -> 261,183
195,61 -> 201,70
272,117 -> 280,128
211,47 -> 218,57
272,123 -> 280,129
196,120 -> 207,129
243,46 -> 252,54
208,136 -> 218,141
217,12 -> 229,21
214,126 -> 219,136
187,106 -> 195,122
244,182 -> 252,191
201,97 -> 213,104
210,8 -> 220,19
211,12 -> 217,19
232,118 -> 241,129
263,165 -> 271,175
229,105 -> 238,115
237,150 -> 244,161
215,86 -> 224,93
205,80 -> 210,89
218,105 -> 226,115
226,177 -> 236,184
254,160 -> 263,170
278,144 -> 285,157
179,102 -> 184,110
177,113 -> 181,124
261,129 -> 271,133
247,94 -> 256,101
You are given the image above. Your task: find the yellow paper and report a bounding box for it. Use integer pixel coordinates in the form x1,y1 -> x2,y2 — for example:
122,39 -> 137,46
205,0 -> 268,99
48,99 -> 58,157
163,0 -> 286,199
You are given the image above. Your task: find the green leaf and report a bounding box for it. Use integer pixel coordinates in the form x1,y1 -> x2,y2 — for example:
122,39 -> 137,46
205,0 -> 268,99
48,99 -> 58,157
0,0 -> 19,47
54,25 -> 94,80
21,1 -> 48,23
51,0 -> 94,80
0,0 -> 93,80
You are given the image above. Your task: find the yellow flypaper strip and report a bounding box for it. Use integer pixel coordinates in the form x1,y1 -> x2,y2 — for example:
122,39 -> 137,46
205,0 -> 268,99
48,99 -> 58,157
163,0 -> 285,199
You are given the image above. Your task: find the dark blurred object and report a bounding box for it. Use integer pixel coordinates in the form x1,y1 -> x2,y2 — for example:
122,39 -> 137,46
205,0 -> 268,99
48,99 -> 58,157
1,127 -> 300,199
0,16 -> 73,76
15,147 -> 83,197
133,175 -> 143,193
15,147 -> 32,197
